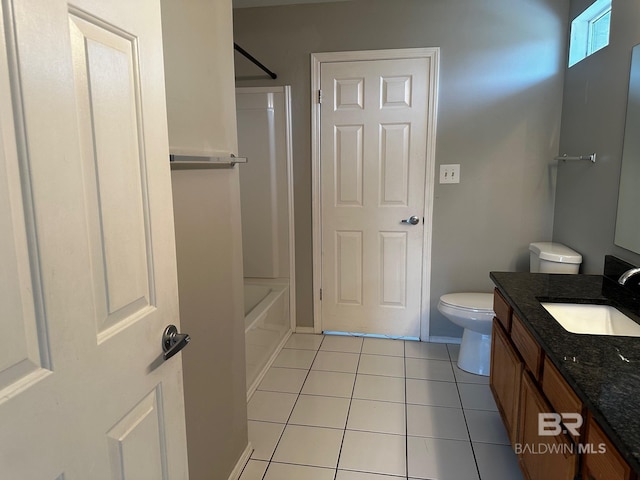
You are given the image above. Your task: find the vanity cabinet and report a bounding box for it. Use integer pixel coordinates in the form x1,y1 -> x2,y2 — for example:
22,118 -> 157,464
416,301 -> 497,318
582,414 -> 634,480
493,288 -> 512,331
511,313 -> 542,381
490,306 -> 578,479
490,319 -> 522,445
542,357 -> 583,444
490,288 -> 636,480
518,371 -> 578,480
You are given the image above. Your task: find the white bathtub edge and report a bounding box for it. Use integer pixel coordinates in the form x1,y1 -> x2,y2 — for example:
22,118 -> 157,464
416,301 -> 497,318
246,328 -> 292,401
244,288 -> 284,332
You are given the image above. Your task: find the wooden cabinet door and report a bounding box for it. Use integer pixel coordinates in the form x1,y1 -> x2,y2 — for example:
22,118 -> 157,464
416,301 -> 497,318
519,372 -> 578,480
582,414 -> 634,480
542,357 -> 584,444
490,319 -> 523,445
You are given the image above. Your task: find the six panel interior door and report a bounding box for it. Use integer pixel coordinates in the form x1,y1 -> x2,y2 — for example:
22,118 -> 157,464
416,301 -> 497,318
320,56 -> 431,337
0,0 -> 189,478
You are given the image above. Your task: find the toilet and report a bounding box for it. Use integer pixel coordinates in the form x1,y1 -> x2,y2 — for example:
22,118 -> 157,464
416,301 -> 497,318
438,242 -> 582,376
438,293 -> 495,376
528,241 -> 582,274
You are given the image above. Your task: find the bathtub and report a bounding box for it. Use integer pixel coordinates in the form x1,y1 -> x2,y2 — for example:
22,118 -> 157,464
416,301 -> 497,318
244,280 -> 291,397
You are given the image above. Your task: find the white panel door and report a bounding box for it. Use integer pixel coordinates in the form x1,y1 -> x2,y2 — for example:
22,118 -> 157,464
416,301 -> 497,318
320,58 -> 431,337
0,0 -> 189,478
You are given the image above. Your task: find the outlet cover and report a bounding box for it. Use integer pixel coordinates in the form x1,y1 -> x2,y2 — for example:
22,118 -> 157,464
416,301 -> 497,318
439,164 -> 460,184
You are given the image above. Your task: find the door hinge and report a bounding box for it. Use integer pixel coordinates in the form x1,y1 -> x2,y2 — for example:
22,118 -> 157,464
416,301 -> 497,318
320,288 -> 323,300
318,89 -> 323,104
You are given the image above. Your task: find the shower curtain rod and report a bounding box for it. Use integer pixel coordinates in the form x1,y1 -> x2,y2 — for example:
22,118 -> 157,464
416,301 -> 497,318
234,43 -> 277,79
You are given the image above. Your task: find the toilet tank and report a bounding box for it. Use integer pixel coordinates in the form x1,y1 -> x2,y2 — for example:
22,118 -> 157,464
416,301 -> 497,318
529,242 -> 582,274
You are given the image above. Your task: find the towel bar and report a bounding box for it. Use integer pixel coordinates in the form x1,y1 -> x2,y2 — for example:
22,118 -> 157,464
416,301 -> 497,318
169,154 -> 248,169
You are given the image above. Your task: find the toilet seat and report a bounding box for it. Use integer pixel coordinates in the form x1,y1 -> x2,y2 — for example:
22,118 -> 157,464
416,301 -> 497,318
439,293 -> 494,318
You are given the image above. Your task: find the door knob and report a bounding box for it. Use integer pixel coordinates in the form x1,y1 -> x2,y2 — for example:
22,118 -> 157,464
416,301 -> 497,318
401,215 -> 420,225
162,325 -> 190,360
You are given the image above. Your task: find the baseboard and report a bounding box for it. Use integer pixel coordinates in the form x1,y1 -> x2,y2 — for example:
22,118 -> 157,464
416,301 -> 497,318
293,326 -> 315,334
428,336 -> 462,344
246,329 -> 293,401
227,442 -> 253,480
291,328 -> 457,343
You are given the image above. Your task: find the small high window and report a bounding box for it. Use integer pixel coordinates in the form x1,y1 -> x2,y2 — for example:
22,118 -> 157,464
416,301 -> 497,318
568,0 -> 612,67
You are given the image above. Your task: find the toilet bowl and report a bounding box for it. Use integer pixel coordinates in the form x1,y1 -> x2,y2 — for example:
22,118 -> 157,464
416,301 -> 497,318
437,293 -> 495,376
439,242 -> 582,377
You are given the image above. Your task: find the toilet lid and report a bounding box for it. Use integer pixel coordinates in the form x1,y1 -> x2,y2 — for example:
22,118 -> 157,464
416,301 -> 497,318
440,293 -> 494,312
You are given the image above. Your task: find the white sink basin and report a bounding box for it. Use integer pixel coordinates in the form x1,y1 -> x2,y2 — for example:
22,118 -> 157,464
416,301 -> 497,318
541,303 -> 640,337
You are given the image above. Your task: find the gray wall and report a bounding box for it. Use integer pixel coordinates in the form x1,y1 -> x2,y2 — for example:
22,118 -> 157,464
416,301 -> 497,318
554,0 -> 640,272
234,0 -> 570,337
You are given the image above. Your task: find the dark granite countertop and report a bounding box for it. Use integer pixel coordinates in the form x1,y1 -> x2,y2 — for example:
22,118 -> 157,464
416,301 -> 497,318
490,271 -> 640,473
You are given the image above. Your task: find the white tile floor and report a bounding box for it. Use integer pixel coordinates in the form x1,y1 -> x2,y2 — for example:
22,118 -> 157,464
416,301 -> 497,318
240,334 -> 524,480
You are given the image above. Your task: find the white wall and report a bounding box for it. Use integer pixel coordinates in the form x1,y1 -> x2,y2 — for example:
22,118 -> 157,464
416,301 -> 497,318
234,0 -> 570,337
161,0 -> 248,479
237,88 -> 291,279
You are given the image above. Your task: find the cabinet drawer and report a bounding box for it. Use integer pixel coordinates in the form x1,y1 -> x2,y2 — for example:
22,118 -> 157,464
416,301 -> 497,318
493,288 -> 512,332
511,313 -> 542,380
541,357 -> 583,442
583,415 -> 634,480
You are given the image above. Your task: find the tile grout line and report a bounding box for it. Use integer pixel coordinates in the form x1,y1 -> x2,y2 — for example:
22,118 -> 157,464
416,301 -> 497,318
331,336 -> 364,480
404,340 -> 410,480
259,335 -> 327,480
450,344 -> 483,480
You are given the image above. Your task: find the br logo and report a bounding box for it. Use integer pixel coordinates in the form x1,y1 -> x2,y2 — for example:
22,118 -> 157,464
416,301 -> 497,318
538,413 -> 583,437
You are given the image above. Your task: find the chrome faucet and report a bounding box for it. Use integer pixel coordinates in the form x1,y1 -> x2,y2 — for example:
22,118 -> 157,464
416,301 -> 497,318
618,267 -> 640,285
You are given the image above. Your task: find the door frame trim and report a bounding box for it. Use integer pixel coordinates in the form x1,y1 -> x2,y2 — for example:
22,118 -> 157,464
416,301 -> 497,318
310,48 -> 440,340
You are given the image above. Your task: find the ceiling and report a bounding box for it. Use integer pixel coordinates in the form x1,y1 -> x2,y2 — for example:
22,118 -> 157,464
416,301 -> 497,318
233,0 -> 351,8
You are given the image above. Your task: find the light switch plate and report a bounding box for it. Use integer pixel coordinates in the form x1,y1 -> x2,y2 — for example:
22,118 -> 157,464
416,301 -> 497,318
439,164 -> 460,184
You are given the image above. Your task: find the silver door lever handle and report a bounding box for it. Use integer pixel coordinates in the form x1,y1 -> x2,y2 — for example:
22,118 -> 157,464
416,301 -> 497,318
401,216 -> 420,225
162,325 -> 190,360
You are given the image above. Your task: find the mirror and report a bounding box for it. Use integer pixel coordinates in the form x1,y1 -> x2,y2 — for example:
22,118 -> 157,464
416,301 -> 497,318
615,43 -> 640,253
